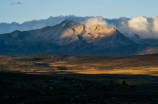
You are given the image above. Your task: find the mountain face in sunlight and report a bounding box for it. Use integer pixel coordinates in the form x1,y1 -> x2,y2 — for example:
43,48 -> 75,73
1,16 -> 158,40
0,19 -> 158,56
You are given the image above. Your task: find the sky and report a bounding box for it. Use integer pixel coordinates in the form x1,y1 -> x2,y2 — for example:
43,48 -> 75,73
0,0 -> 158,23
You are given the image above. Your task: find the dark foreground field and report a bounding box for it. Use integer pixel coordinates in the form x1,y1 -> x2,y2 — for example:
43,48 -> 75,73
1,72 -> 158,104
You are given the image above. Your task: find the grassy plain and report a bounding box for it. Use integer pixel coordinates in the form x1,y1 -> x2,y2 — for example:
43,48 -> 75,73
1,54 -> 158,76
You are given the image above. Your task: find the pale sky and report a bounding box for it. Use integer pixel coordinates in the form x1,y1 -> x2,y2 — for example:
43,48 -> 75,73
0,0 -> 158,23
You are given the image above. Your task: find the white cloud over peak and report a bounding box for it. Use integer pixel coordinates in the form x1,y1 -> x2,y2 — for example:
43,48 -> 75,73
80,17 -> 108,28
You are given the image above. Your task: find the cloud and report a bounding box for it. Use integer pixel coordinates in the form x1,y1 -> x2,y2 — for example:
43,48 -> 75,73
9,1 -> 22,5
118,16 -> 158,39
80,16 -> 108,29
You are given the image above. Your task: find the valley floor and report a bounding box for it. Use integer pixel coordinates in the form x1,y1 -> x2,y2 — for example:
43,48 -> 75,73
1,54 -> 158,76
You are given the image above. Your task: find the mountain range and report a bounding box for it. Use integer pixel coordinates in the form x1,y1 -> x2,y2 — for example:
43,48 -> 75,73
0,19 -> 158,56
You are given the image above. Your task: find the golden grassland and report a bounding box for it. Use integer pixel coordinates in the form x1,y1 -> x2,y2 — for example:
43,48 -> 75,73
0,54 -> 158,76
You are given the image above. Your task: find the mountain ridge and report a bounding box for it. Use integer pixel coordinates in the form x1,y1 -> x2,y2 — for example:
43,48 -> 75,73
0,19 -> 158,56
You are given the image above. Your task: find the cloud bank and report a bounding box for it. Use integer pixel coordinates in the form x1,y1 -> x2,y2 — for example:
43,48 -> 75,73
111,16 -> 158,39
0,15 -> 158,39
